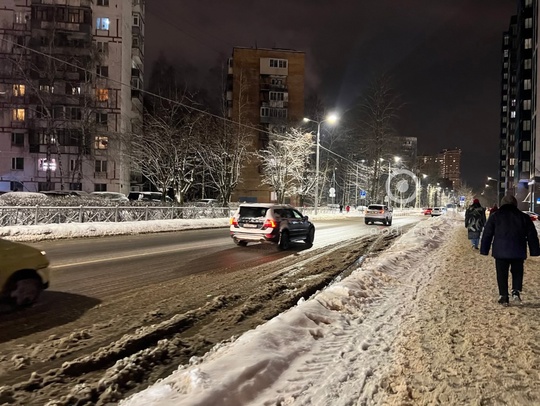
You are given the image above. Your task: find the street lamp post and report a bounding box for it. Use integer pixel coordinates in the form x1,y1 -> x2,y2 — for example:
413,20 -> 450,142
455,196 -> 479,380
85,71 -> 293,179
487,176 -> 500,206
303,114 -> 338,215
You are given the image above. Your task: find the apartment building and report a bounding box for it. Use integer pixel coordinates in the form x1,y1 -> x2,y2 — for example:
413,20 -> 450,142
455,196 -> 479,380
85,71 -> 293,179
226,47 -> 305,203
0,0 -> 144,194
501,0 -> 537,210
417,148 -> 461,190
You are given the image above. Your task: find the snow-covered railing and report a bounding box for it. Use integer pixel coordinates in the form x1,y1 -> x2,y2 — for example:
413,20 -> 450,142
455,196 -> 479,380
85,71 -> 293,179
0,205 -> 235,226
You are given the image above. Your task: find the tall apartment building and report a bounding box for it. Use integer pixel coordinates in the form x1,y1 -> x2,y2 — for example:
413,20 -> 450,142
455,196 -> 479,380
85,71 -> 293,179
501,1 -> 537,210
416,148 -> 461,190
226,47 -> 305,203
0,0 -> 144,194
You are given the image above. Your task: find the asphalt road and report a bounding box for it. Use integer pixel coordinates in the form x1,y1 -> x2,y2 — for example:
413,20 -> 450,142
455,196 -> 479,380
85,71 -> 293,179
28,216 -> 420,301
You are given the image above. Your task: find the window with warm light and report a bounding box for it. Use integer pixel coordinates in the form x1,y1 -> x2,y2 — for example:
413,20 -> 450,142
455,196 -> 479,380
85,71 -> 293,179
13,84 -> 25,96
95,135 -> 109,150
38,158 -> 57,171
96,88 -> 109,101
12,108 -> 25,121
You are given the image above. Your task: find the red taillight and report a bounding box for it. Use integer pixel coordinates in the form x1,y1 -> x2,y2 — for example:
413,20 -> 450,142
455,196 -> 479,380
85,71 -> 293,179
230,217 -> 238,227
263,219 -> 277,229
379,210 -> 384,214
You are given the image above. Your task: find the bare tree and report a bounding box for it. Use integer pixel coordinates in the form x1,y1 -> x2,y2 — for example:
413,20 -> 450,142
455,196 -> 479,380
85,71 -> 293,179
258,128 -> 314,204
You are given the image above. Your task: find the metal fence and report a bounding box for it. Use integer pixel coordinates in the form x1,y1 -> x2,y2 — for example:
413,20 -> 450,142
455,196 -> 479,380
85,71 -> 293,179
0,205 -> 236,227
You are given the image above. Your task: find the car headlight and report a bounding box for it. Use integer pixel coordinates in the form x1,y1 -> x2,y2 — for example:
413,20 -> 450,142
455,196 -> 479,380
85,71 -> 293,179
41,250 -> 47,256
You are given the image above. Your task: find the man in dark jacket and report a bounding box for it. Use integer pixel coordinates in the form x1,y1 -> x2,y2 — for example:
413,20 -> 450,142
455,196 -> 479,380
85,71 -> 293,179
465,198 -> 486,249
480,194 -> 540,306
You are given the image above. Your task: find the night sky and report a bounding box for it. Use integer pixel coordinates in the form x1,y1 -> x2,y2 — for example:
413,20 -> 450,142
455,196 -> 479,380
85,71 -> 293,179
145,0 -> 517,190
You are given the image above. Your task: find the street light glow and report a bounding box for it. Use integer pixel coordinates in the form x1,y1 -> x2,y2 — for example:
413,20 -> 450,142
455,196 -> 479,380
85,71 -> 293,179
303,113 -> 340,215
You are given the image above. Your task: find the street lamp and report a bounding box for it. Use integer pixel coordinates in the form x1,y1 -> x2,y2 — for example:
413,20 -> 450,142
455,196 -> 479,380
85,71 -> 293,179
487,176 -> 500,206
381,156 -> 400,205
303,114 -> 339,215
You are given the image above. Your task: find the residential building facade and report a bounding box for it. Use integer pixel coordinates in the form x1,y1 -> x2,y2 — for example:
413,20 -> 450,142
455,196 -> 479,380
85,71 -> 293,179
0,0 -> 144,194
226,47 -> 305,203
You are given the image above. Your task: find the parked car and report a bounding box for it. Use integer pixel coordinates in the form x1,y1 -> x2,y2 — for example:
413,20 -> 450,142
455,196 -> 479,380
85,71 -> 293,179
523,211 -> 539,221
431,207 -> 444,216
128,191 -> 173,203
364,204 -> 393,226
229,203 -> 315,250
0,238 -> 50,307
89,192 -> 129,202
194,198 -> 219,206
423,207 -> 433,216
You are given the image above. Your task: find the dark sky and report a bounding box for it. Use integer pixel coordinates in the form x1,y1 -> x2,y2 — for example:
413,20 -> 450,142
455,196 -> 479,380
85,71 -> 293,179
145,0 -> 517,190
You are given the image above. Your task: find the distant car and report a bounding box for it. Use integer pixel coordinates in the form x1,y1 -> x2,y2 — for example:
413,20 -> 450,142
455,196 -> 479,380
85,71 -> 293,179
194,198 -> 219,206
0,238 -> 50,307
423,207 -> 433,216
431,207 -> 443,216
89,192 -> 129,202
364,204 -> 393,226
128,191 -> 173,203
41,190 -> 89,198
229,203 -> 315,250
523,211 -> 539,221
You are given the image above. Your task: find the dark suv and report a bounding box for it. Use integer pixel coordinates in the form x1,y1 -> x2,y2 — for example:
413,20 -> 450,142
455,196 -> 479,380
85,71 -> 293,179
229,203 -> 315,250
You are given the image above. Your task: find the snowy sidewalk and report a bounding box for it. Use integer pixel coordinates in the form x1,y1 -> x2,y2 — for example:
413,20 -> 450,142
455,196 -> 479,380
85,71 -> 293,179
381,220 -> 540,405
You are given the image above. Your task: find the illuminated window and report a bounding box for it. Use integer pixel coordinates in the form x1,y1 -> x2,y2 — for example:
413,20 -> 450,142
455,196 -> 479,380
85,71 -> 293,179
12,108 -> 25,121
523,141 -> 531,151
524,79 -> 531,90
96,88 -> 109,101
38,158 -> 57,171
524,100 -> 531,110
524,38 -> 532,49
96,17 -> 110,30
525,18 -> 533,29
95,135 -> 109,150
13,84 -> 25,96
39,84 -> 54,93
67,83 -> 81,95
523,120 -> 531,131
524,59 -> 532,69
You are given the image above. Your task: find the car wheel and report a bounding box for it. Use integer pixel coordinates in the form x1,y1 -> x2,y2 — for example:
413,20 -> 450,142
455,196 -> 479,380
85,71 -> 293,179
278,230 -> 291,250
383,218 -> 388,226
304,227 -> 315,247
235,240 -> 248,247
9,277 -> 43,307
387,218 -> 392,226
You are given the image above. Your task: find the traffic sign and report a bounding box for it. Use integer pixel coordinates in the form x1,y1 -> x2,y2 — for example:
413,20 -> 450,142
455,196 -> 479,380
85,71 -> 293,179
329,187 -> 336,198
360,189 -> 367,198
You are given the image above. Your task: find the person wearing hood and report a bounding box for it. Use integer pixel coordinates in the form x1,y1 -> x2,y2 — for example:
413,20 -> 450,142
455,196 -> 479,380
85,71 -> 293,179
480,194 -> 540,306
465,198 -> 486,250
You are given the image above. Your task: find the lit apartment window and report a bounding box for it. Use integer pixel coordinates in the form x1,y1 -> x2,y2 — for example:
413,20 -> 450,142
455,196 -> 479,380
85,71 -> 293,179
11,133 -> 24,146
523,100 -> 531,110
97,0 -> 109,6
38,158 -> 56,171
95,135 -> 109,150
524,59 -> 532,69
523,120 -> 531,131
14,11 -> 27,24
96,88 -> 109,101
95,160 -> 107,172
96,66 -> 109,78
525,0 -> 532,7
524,38 -> 532,49
525,18 -> 533,29
523,141 -> 531,151
96,17 -> 110,30
12,108 -> 25,121
523,161 -> 530,172
510,111 -> 516,118
13,84 -> 25,96
11,157 -> 24,170
524,79 -> 531,90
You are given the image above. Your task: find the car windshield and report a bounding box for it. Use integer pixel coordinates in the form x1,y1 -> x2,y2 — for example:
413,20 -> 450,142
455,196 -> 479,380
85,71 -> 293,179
239,207 -> 269,218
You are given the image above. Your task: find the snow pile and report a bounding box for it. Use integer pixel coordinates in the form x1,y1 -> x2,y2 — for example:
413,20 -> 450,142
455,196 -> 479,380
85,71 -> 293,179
120,216 -> 451,405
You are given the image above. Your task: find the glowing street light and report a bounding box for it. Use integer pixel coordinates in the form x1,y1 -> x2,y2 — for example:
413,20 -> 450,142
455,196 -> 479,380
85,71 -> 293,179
303,114 -> 339,215
487,176 -> 500,205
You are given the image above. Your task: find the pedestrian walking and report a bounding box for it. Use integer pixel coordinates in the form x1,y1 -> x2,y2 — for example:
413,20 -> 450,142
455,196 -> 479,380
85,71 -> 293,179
465,198 -> 486,250
480,194 -> 540,306
346,205 -> 350,214
489,204 -> 498,216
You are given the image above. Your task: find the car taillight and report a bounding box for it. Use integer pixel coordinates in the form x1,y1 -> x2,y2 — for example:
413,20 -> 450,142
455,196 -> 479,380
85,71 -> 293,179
230,217 -> 238,227
263,219 -> 276,229
379,210 -> 384,214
